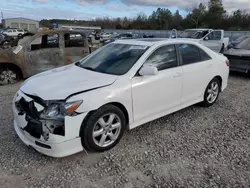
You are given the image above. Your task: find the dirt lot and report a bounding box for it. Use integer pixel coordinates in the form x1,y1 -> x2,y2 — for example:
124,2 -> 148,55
0,73 -> 250,188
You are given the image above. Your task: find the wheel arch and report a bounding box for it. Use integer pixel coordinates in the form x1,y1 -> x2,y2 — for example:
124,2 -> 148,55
214,75 -> 222,92
0,62 -> 24,79
81,102 -> 130,131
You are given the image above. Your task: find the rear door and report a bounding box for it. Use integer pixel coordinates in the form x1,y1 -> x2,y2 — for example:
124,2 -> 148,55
63,32 -> 89,64
178,43 -> 214,104
24,33 -> 64,76
201,30 -> 224,52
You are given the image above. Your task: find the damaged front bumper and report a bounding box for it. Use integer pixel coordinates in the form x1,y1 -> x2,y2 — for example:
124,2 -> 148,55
13,90 -> 87,157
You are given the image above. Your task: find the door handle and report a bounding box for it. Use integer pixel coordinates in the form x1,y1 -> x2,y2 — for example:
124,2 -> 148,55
173,72 -> 182,78
208,64 -> 212,68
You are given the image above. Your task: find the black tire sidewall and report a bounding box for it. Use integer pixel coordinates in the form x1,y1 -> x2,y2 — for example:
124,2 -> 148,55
81,105 -> 126,152
203,78 -> 220,107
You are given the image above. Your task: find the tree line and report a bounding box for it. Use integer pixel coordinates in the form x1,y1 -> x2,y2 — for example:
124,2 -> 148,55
40,0 -> 250,31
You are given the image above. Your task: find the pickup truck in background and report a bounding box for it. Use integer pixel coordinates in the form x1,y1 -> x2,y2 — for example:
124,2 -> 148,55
170,28 -> 229,53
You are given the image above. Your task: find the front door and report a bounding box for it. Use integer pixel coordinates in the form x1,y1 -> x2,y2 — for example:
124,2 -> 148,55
132,44 -> 183,122
63,32 -> 90,64
201,30 -> 223,52
24,33 -> 64,76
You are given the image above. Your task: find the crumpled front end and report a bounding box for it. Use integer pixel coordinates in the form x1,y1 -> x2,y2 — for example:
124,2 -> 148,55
13,90 -> 87,157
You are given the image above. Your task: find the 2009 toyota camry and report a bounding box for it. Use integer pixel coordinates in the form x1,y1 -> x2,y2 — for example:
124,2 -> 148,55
13,39 -> 229,157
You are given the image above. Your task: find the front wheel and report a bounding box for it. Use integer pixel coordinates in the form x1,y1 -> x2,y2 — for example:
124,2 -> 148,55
202,78 -> 220,107
80,105 -> 126,152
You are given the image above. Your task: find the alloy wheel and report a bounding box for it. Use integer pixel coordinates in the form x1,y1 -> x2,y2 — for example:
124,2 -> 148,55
207,81 -> 219,104
92,113 -> 121,148
0,69 -> 17,85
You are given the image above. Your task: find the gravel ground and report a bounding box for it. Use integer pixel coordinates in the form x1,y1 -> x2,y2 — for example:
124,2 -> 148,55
0,73 -> 250,188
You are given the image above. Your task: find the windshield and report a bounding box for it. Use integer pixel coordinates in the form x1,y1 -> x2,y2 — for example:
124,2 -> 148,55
76,43 -> 148,75
179,30 -> 198,38
235,36 -> 249,42
192,30 -> 209,39
235,38 -> 250,50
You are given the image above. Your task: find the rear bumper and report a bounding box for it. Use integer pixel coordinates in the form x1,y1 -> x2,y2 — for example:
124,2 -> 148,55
14,119 -> 83,158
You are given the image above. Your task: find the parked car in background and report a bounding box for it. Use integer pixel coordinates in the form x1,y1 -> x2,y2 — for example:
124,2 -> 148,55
13,39 -> 229,157
224,37 -> 250,74
3,29 -> 26,37
0,30 -> 92,85
103,33 -> 136,44
227,36 -> 249,49
177,29 -> 229,53
0,33 -> 14,45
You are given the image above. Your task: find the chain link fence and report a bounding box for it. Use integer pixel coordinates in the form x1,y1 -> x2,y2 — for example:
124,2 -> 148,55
104,29 -> 250,40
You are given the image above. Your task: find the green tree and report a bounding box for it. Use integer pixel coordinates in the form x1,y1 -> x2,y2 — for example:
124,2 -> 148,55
206,0 -> 226,28
186,3 -> 207,28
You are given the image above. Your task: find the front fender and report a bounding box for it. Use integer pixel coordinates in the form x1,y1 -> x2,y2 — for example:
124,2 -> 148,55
67,83 -> 133,124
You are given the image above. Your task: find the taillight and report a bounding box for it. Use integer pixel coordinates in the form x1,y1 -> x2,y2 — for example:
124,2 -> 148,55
226,59 -> 230,66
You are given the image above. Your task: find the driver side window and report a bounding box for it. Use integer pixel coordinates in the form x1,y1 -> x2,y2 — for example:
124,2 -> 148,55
206,31 -> 222,40
144,45 -> 178,71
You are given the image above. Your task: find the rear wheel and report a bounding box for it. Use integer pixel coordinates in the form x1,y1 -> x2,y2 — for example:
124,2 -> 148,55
0,65 -> 20,85
80,105 -> 126,152
202,78 -> 220,107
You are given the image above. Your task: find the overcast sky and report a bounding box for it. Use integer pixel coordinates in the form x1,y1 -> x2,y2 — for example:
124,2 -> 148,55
1,0 -> 250,20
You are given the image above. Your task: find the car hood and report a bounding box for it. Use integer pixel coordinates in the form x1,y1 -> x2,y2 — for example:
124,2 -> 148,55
224,48 -> 250,57
20,64 -> 118,100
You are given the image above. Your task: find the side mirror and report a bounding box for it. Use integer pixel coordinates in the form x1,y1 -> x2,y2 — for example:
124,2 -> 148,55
204,37 -> 209,41
139,65 -> 158,76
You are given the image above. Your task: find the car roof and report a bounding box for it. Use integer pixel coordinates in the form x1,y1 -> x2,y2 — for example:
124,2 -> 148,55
114,38 -> 201,46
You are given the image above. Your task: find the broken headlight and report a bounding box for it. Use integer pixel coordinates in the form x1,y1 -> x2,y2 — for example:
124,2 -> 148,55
40,100 -> 82,120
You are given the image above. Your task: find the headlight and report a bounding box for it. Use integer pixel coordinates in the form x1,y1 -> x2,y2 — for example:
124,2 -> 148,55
41,100 -> 82,119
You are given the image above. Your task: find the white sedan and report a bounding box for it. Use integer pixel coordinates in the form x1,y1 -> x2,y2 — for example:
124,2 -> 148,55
13,39 -> 229,157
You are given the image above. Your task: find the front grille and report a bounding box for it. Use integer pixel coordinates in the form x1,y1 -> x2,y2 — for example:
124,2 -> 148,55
16,97 -> 43,139
15,98 -> 40,119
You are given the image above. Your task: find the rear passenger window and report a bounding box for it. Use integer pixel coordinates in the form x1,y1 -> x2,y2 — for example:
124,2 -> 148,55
144,45 -> 178,71
64,33 -> 85,47
179,44 -> 202,65
200,48 -> 211,61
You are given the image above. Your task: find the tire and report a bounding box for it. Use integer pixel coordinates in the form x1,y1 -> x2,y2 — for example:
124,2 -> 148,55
80,104 -> 126,152
219,44 -> 225,53
0,65 -> 20,85
17,33 -> 23,38
202,78 -> 220,107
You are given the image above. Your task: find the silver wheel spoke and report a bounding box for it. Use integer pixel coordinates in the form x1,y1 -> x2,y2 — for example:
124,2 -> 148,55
213,83 -> 218,90
99,134 -> 107,146
1,79 -> 8,85
93,113 -> 122,148
110,122 -> 121,130
93,129 -> 104,138
10,74 -> 17,78
108,132 -> 116,141
207,93 -> 212,100
208,89 -> 213,94
98,117 -> 106,128
107,114 -> 115,125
